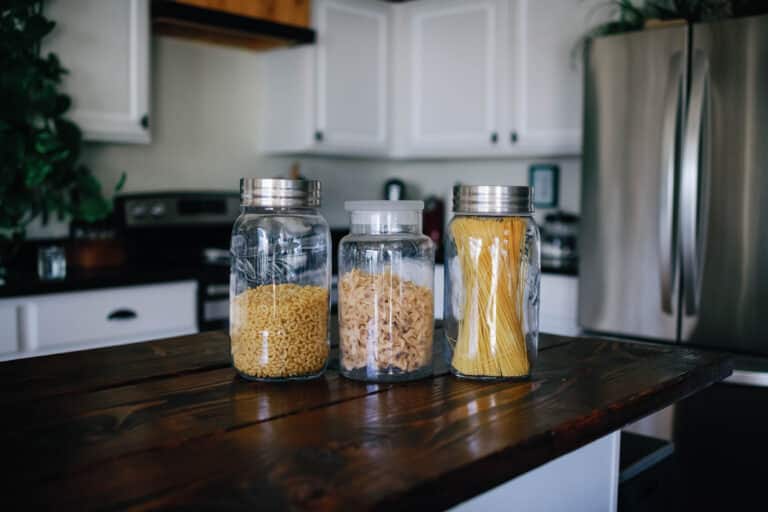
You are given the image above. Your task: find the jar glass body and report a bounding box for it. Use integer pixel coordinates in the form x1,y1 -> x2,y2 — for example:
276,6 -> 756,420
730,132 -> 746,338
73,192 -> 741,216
338,228 -> 435,382
229,205 -> 331,381
444,213 -> 540,380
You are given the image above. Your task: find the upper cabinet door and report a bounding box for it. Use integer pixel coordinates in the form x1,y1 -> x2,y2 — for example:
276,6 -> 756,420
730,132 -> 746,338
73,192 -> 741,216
315,0 -> 389,153
506,0 -> 600,155
44,0 -> 150,144
401,0 -> 505,155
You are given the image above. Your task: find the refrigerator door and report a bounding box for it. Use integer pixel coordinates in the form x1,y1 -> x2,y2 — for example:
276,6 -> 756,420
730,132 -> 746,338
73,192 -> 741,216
579,27 -> 687,340
681,15 -> 768,354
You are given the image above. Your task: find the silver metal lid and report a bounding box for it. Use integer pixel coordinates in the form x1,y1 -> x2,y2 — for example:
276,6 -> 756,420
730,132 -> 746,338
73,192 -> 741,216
452,185 -> 533,215
240,178 -> 321,208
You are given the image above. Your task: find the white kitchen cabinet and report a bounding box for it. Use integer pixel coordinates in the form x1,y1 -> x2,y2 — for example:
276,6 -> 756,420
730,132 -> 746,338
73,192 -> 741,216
260,0 -> 597,158
505,0 -> 601,156
540,273 -> 580,336
392,0 -> 507,156
259,0 -> 390,155
0,281 -> 197,361
43,0 -> 150,144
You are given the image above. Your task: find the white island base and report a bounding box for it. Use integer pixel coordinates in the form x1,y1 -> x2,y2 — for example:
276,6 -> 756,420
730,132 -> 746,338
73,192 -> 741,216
451,432 -> 621,512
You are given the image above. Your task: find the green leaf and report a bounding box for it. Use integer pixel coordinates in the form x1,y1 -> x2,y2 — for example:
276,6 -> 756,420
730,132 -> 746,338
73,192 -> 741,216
25,157 -> 53,187
76,170 -> 102,195
24,14 -> 55,42
33,129 -> 58,153
53,93 -> 71,115
114,172 -> 127,193
75,196 -> 111,223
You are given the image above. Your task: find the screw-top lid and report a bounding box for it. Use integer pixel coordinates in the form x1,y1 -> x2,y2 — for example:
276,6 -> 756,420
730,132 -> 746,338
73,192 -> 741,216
240,178 -> 320,207
452,185 -> 533,215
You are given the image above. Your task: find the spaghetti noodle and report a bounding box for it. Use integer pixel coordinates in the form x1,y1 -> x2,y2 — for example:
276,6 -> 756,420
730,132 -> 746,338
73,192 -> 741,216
449,215 -> 530,378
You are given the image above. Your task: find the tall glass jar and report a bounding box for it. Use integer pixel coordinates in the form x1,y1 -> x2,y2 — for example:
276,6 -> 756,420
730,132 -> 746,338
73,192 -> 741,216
229,178 -> 331,381
338,201 -> 435,382
444,185 -> 540,380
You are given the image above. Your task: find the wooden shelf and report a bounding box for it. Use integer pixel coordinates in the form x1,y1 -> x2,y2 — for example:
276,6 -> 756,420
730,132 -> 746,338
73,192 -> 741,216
152,0 -> 316,51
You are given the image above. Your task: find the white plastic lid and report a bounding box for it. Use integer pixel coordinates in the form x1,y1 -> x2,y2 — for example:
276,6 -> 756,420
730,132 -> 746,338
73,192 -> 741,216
344,200 -> 424,212
344,200 -> 424,234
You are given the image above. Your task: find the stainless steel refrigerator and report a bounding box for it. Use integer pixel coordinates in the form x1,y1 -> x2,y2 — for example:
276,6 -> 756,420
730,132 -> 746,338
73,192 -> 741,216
580,14 -> 768,355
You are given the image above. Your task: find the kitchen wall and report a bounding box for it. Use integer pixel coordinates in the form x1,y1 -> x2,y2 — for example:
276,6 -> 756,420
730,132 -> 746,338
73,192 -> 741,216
295,156 -> 581,227
82,36 -> 581,229
81,36 -> 281,194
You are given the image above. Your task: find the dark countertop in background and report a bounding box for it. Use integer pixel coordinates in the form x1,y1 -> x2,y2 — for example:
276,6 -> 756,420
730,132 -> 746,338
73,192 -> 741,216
1,262 -> 577,299
540,260 -> 579,276
1,263 -> 576,299
1,328 -> 731,510
0,265 -> 204,298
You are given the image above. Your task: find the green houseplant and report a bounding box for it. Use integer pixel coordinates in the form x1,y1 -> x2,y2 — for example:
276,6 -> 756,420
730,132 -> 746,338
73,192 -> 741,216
0,0 -> 124,273
586,0 -> 768,37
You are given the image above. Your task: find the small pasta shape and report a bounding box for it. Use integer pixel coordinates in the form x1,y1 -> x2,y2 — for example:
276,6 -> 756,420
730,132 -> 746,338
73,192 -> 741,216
230,284 -> 329,379
339,268 -> 433,374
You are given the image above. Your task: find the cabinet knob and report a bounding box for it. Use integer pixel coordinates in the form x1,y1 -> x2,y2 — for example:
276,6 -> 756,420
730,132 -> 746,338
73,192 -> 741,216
140,114 -> 149,129
490,132 -> 498,144
314,130 -> 324,142
510,131 -> 518,144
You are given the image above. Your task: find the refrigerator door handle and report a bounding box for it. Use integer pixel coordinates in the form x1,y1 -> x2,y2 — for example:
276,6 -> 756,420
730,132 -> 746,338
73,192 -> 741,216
680,51 -> 711,316
659,52 -> 683,315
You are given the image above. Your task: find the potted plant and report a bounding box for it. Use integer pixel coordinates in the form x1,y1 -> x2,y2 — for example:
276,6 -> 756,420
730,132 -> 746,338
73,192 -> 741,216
0,0 -> 124,280
585,0 -> 768,37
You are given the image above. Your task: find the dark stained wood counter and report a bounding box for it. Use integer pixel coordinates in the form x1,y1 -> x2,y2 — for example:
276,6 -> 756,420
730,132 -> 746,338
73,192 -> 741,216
0,330 -> 731,511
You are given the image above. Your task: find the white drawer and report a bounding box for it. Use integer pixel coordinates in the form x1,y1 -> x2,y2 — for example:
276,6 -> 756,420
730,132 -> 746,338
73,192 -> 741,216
33,281 -> 197,349
540,274 -> 580,336
0,304 -> 19,355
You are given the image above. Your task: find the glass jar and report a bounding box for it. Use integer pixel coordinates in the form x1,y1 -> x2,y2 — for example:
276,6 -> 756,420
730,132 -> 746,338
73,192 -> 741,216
444,185 -> 540,380
229,178 -> 331,381
338,201 -> 435,382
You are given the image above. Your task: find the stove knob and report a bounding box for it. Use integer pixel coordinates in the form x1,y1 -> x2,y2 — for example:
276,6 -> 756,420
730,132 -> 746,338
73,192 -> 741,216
130,203 -> 147,219
150,202 -> 166,218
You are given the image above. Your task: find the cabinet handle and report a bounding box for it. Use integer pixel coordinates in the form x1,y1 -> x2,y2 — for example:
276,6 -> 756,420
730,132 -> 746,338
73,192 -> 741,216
107,308 -> 138,321
314,130 -> 324,142
490,132 -> 498,144
510,131 -> 518,144
140,114 -> 149,129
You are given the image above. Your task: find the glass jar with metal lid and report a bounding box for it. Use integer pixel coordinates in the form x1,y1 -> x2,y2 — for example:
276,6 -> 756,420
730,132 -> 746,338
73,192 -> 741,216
444,185 -> 540,380
338,201 -> 435,382
229,178 -> 331,381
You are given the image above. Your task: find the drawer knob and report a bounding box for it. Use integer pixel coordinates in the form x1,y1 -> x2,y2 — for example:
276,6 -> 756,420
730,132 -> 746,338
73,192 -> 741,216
107,309 -> 138,321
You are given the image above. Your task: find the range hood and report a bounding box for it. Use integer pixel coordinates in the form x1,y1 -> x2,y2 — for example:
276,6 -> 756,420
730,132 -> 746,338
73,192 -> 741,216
152,0 -> 316,51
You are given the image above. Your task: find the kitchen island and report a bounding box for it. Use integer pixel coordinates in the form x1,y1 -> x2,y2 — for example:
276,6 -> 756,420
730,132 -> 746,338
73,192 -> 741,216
1,328 -> 731,510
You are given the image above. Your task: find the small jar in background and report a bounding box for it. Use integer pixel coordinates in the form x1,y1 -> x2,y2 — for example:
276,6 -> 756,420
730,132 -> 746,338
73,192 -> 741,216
229,178 -> 331,381
37,245 -> 66,280
338,201 -> 435,382
444,185 -> 540,380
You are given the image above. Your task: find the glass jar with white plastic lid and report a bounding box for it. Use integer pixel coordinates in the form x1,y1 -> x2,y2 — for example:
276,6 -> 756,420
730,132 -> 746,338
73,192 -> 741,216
229,178 -> 331,381
444,185 -> 540,381
338,200 -> 435,382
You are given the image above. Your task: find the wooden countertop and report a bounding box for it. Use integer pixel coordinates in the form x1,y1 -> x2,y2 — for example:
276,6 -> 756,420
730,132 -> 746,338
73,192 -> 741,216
1,330 -> 731,510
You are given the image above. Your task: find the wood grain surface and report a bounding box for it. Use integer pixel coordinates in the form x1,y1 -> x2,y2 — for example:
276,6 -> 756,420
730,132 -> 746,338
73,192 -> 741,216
1,329 -> 731,511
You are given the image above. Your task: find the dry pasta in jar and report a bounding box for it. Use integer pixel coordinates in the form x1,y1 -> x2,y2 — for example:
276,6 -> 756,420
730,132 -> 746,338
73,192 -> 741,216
230,284 -> 329,379
444,185 -> 540,380
338,201 -> 435,382
229,178 -> 331,381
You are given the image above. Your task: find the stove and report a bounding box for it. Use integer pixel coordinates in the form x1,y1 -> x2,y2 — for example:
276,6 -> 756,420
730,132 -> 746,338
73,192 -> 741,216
115,192 -> 239,331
